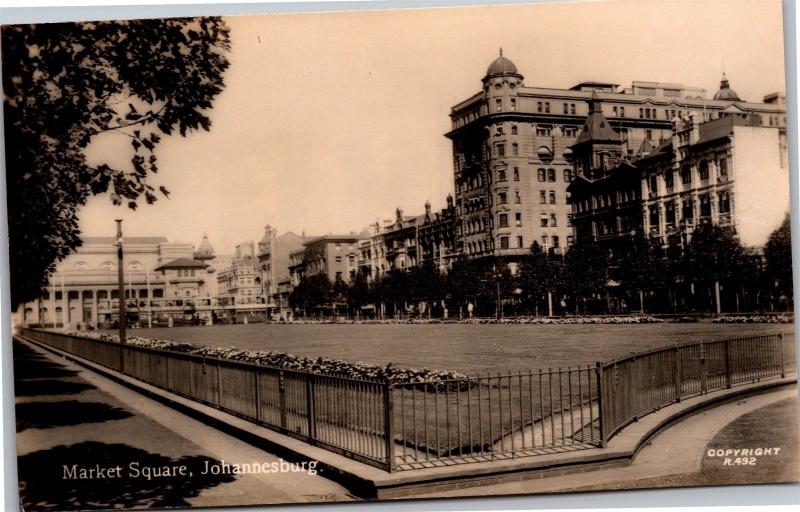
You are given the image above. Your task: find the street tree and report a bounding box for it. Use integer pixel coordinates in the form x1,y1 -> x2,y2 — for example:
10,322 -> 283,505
763,213 -> 793,307
3,18 -> 231,310
564,235 -> 609,314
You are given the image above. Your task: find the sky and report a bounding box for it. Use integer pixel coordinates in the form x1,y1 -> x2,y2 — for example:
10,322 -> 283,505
77,0 -> 787,254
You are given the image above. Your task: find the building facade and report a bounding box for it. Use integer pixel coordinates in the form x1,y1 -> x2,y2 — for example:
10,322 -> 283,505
18,236 -> 215,328
447,51 -> 787,260
256,225 -> 307,307
216,242 -> 263,307
289,235 -> 363,285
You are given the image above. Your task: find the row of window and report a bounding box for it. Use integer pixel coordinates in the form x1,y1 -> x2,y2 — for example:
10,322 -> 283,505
497,167 -> 520,181
495,98 -> 517,112
498,212 -> 523,228
648,192 -> 732,225
539,190 -> 558,204
573,189 -> 639,213
497,190 -> 521,205
176,269 -> 196,277
497,234 -> 571,250
537,168 -> 573,183
649,158 -> 728,192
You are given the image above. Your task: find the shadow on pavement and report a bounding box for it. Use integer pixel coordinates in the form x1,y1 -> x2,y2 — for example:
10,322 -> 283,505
14,379 -> 96,397
18,441 -> 237,510
16,400 -> 133,432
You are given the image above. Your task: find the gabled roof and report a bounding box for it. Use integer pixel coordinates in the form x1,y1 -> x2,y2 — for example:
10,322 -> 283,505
154,258 -> 208,271
574,91 -> 620,146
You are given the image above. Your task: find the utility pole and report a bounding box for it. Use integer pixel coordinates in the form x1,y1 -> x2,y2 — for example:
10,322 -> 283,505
116,219 -> 127,344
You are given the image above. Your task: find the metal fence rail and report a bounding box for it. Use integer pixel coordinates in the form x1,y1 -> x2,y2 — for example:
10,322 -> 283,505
19,328 -> 796,472
19,328 -> 391,471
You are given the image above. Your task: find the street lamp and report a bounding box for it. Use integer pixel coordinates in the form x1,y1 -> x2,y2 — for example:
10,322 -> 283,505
115,219 -> 127,344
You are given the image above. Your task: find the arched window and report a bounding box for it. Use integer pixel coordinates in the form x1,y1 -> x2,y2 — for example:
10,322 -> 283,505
101,261 -> 115,271
73,261 -> 89,270
127,261 -> 143,271
699,160 -> 709,181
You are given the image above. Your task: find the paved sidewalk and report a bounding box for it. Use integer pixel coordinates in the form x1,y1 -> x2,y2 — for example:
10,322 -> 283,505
13,339 -> 353,510
415,386 -> 799,498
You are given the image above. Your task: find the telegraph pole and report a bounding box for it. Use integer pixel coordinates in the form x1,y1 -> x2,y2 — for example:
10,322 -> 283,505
116,219 -> 127,344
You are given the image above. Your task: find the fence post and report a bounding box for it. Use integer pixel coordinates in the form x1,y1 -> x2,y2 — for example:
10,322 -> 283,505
595,362 -> 606,448
306,373 -> 316,439
673,345 -> 682,403
216,360 -> 223,406
384,378 -> 395,472
780,333 -> 787,379
254,369 -> 262,422
699,342 -> 707,394
279,370 -> 287,432
724,338 -> 732,389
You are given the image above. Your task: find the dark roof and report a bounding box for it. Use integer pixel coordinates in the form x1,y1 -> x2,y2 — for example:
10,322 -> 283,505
568,81 -> 619,91
713,74 -> 742,101
636,139 -> 673,162
303,234 -> 362,246
486,55 -> 519,77
154,258 -> 208,271
694,115 -> 750,146
574,91 -> 620,145
83,236 -> 168,245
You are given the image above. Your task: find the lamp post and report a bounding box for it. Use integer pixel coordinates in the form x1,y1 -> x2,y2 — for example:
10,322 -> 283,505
116,219 -> 127,344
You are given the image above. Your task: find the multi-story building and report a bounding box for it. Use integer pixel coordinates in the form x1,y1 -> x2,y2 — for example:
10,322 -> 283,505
638,113 -> 788,251
568,98 -> 788,255
256,225 -> 307,311
17,236 -> 215,328
288,235 -> 363,285
446,51 -> 787,260
216,241 -> 262,306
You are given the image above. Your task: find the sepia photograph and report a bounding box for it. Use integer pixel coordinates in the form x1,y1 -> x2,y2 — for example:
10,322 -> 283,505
1,0 -> 798,509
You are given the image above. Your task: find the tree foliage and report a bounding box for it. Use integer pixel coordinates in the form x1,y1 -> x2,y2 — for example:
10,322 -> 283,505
681,221 -> 750,285
3,18 -> 231,309
764,213 -> 793,297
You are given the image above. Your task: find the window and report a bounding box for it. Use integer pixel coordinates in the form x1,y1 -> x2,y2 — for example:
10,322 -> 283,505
513,167 -> 519,181
540,215 -> 548,227
567,235 -> 575,246
498,168 -> 506,181
639,108 -> 644,119
511,125 -> 518,135
649,175 -> 658,194
537,101 -> 543,112
549,191 -> 556,204
682,198 -> 694,220
562,126 -> 578,137
570,103 -> 576,114
646,129 -> 653,139
718,191 -> 731,213
500,236 -> 510,249
515,212 -> 522,227
514,191 -> 521,204
499,213 -> 509,228
699,160 -> 709,181
538,168 -> 546,182
649,205 -> 659,226
541,235 -> 548,248
496,98 -> 503,111
552,236 -> 560,248
496,143 -> 505,157
512,143 -> 519,156
499,192 -> 507,204
564,169 -> 573,182
190,269 -> 196,277
335,256 -> 342,263
700,194 -> 712,218
496,125 -> 504,136
536,126 -> 551,137
544,101 -> 550,113
550,213 -> 558,227
510,99 -> 516,111
613,106 -> 618,116
719,158 -> 728,176
681,165 -> 692,185
660,201 -> 675,225
547,168 -> 556,182
517,236 -> 524,248
665,170 -> 674,189
540,190 -> 547,203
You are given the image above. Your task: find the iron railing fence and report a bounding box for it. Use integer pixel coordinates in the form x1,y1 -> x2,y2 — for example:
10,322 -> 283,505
19,328 -> 391,471
19,328 -> 796,472
598,332 -> 797,443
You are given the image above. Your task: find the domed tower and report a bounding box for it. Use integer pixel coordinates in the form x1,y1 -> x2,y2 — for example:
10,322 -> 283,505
194,233 -> 215,263
483,48 -> 524,114
713,73 -> 742,102
569,90 -> 622,180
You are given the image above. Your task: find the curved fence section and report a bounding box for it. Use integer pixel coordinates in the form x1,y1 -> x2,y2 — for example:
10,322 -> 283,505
18,328 -> 796,472
598,332 -> 796,444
